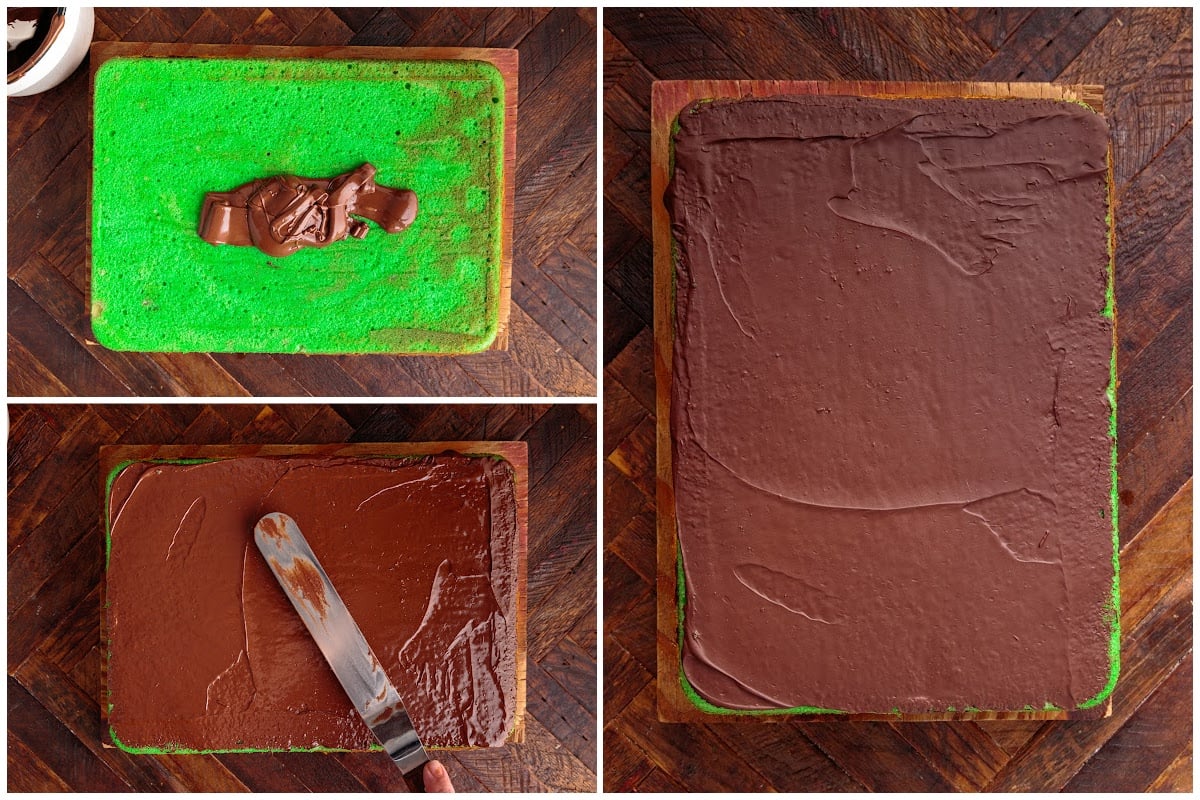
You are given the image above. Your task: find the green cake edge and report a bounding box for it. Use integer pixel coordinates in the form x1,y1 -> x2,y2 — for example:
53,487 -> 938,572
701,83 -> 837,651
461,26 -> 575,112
668,95 -> 1121,717
90,56 -> 506,356
102,449 -> 521,754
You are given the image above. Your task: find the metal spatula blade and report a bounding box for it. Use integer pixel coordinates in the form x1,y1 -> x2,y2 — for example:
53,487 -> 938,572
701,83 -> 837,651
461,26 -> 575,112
253,511 -> 428,775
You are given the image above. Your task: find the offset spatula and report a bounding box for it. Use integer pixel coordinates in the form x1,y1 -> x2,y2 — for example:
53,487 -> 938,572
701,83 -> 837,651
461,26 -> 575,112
254,512 -> 428,776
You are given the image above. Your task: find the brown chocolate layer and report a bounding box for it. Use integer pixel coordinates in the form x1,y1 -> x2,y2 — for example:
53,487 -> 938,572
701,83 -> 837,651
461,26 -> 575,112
7,8 -> 63,83
669,96 -> 1113,712
106,454 -> 518,749
197,162 -> 418,257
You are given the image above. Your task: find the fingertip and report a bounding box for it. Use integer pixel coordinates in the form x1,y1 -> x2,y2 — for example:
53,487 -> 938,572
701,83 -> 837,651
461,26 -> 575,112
423,759 -> 455,793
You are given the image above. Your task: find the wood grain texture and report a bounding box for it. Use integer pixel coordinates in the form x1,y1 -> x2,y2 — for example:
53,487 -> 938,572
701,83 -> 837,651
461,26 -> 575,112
8,403 -> 596,792
8,7 -> 597,397
604,7 -> 1191,792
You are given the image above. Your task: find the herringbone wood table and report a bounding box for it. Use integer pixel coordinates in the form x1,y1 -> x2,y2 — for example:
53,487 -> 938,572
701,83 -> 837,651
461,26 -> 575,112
604,8 -> 1192,792
8,7 -> 596,397
8,403 -> 596,791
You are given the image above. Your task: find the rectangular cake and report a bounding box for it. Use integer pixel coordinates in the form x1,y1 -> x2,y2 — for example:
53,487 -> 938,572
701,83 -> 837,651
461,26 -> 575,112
102,444 -> 526,752
658,85 -> 1117,717
90,44 -> 514,354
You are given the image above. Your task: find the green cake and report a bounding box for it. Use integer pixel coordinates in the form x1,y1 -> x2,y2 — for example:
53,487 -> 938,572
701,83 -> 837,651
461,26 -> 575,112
91,56 -> 507,354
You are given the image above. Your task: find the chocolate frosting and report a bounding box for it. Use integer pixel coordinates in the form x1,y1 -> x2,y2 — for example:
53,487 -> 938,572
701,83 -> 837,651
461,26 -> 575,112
7,7 -> 63,83
106,454 -> 518,749
669,96 -> 1113,712
198,162 -> 418,257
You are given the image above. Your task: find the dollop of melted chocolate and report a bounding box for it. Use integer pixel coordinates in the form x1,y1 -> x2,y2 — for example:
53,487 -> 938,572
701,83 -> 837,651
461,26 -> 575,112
198,163 -> 417,257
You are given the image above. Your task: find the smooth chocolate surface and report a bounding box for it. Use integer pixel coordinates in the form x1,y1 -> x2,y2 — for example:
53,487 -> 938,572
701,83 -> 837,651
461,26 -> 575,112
106,454 -> 518,749
668,96 -> 1114,712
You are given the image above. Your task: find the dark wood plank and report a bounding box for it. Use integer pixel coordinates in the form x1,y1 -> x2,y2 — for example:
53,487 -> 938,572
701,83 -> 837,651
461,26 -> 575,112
7,281 -> 130,397
975,8 -> 1116,81
541,633 -> 597,714
985,575 -> 1191,791
615,685 -> 778,792
8,728 -> 71,791
865,8 -> 993,77
604,8 -> 750,81
1119,479 -> 1191,636
1117,389 -> 1191,550
892,721 -> 1011,791
272,752 -> 369,793
337,750 -> 419,792
954,8 -> 1035,49
94,8 -> 150,38
213,752 -> 311,793
786,8 -> 935,81
683,8 -> 850,81
6,407 -> 59,491
1117,302 -> 1191,459
607,505 -> 654,586
602,620 -> 651,722
1062,653 -> 1192,792
602,374 -> 647,458
1115,126 -> 1191,322
708,722 -> 866,792
603,725 -> 655,791
632,766 -> 688,792
1116,212 -> 1190,375
8,530 -> 104,673
800,722 -> 958,792
1058,10 -> 1191,185
8,409 -> 113,552
10,256 -> 177,397
526,656 -> 596,772
1145,741 -> 1193,792
7,677 -> 131,793
178,10 -> 235,45
123,7 -> 188,43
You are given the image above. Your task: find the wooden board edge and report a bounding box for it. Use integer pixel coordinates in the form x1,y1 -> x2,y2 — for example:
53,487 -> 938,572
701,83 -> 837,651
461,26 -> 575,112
657,703 -> 1109,725
650,83 -> 685,725
490,48 -> 517,352
652,80 -> 1112,725
100,442 -> 530,749
88,43 -> 518,357
650,80 -> 1104,119
99,446 -> 114,747
507,440 -> 530,744
101,442 -> 526,469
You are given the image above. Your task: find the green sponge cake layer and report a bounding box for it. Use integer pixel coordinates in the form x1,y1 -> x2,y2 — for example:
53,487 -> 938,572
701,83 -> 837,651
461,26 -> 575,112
92,57 -> 505,354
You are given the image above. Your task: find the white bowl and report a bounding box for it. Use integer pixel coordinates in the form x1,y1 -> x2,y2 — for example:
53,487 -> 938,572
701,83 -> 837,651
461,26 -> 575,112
7,8 -> 95,97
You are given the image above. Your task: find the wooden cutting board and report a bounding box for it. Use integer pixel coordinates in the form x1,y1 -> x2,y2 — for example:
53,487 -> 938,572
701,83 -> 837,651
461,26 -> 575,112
99,441 -> 528,747
651,80 -> 1113,723
89,42 -> 517,351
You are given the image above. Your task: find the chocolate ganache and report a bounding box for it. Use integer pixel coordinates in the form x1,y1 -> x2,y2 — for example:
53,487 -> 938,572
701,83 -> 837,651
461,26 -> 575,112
106,454 -> 518,750
198,162 -> 418,257
668,96 -> 1114,712
7,8 -> 64,83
